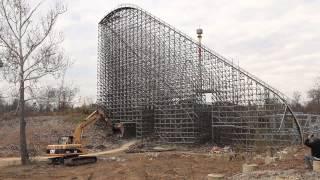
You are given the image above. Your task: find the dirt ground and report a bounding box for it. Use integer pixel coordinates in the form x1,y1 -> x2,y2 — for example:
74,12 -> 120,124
0,151 -> 244,180
1,114 -> 320,179
0,148 -> 319,180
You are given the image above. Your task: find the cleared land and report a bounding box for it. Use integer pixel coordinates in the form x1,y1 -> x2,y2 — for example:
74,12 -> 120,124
0,114 -> 319,179
0,113 -> 123,157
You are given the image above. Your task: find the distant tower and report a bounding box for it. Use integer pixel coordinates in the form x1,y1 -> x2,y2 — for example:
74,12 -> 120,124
197,28 -> 203,44
197,28 -> 203,91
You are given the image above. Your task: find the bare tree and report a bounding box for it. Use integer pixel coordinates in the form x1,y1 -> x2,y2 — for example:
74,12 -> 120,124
291,91 -> 303,112
0,92 -> 4,113
292,91 -> 301,104
56,65 -> 79,111
0,0 -> 67,164
37,85 -> 57,112
305,77 -> 320,113
58,85 -> 79,110
308,77 -> 320,105
308,89 -> 320,105
35,83 -> 78,112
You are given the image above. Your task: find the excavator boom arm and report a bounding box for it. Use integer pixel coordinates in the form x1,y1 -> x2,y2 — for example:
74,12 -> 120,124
73,109 -> 107,144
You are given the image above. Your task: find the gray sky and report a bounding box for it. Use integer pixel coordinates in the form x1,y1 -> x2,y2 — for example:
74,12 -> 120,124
1,0 -> 320,103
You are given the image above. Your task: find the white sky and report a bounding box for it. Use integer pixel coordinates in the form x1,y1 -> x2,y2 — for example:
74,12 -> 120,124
1,0 -> 320,103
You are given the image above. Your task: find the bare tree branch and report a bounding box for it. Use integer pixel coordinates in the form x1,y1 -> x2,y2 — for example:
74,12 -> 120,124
0,35 -> 20,57
0,0 -> 19,40
23,3 -> 66,63
20,1 -> 42,29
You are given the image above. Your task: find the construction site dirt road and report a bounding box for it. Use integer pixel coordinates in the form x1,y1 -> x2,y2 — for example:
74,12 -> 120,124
1,114 -> 320,179
0,140 -> 136,168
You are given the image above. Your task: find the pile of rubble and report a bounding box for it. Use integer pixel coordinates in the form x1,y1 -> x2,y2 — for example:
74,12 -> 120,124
125,141 -> 146,153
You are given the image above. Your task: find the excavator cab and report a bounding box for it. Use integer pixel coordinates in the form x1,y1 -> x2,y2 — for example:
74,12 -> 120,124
58,136 -> 74,145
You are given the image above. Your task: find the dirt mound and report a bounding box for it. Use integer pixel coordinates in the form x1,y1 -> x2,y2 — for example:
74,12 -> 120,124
0,114 -> 122,157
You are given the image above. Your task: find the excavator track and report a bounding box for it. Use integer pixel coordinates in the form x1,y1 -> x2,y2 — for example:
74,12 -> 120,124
64,156 -> 97,166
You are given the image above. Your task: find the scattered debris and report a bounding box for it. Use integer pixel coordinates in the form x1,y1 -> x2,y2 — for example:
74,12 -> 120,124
125,142 -> 175,153
85,145 -> 94,149
125,142 -> 145,153
209,145 -> 232,154
229,169 -> 320,180
98,156 -> 126,162
0,115 -> 315,179
146,152 -> 160,160
274,146 -> 300,160
242,163 -> 258,173
95,145 -> 107,150
264,156 -> 279,165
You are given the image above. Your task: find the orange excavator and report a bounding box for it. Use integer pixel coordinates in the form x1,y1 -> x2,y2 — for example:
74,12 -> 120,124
46,109 -> 124,166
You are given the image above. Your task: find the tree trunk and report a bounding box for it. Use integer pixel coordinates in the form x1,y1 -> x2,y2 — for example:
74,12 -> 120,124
19,74 -> 29,165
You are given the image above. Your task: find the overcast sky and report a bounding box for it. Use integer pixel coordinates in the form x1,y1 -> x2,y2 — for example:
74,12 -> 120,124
1,0 -> 320,103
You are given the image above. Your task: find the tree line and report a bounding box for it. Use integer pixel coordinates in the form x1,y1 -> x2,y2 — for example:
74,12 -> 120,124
0,85 -> 79,114
290,77 -> 320,114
